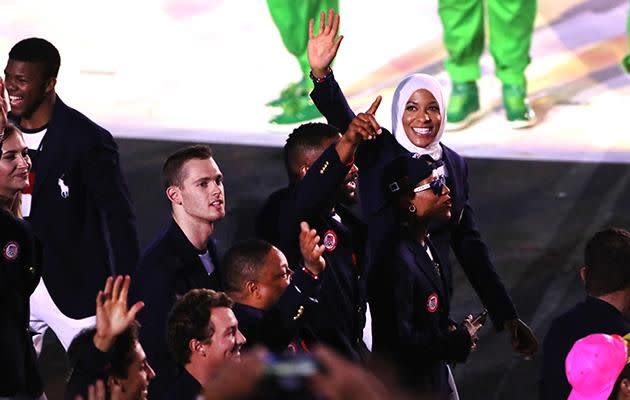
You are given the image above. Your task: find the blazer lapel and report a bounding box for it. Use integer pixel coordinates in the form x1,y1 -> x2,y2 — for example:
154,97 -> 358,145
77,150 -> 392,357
440,146 -> 460,206
409,241 -> 445,296
32,98 -> 68,200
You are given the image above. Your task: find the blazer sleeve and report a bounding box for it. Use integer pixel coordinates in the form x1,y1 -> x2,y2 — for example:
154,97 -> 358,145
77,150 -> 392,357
310,72 -> 356,133
276,145 -> 351,261
311,73 -> 402,194
64,339 -> 110,400
538,320 -> 571,400
450,159 -> 518,330
255,268 -> 322,351
392,254 -> 472,363
80,131 -> 139,277
132,255 -> 175,379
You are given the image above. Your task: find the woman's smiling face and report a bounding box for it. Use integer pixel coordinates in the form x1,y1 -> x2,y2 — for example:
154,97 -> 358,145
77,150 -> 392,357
401,89 -> 442,148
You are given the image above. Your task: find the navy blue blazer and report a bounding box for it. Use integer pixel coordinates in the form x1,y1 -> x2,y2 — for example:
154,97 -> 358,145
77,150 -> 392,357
0,209 -> 42,397
10,96 -> 139,318
256,145 -> 368,362
310,74 -> 518,329
540,296 -> 630,400
65,334 -> 111,400
233,267 -> 321,353
165,368 -> 201,400
376,236 -> 472,394
130,219 -> 222,400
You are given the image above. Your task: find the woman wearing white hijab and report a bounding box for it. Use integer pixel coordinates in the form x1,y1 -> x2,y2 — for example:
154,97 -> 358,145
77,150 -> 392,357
307,7 -> 537,380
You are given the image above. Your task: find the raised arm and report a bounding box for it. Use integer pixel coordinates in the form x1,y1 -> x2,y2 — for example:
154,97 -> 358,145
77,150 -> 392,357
308,9 -> 343,80
289,97 -> 382,224
252,222 -> 325,351
308,9 -> 356,132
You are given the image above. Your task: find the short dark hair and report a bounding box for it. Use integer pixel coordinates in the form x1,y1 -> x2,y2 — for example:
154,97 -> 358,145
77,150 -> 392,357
9,38 -> 61,79
283,123 -> 339,181
584,228 -> 630,296
162,145 -> 213,189
222,239 -> 274,293
167,289 -> 234,365
68,322 -> 140,380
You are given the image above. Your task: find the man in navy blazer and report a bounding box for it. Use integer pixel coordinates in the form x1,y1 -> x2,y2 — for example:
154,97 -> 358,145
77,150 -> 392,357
256,115 -> 380,363
131,144 -> 225,399
223,228 -> 325,353
540,228 -> 630,399
4,38 -> 139,352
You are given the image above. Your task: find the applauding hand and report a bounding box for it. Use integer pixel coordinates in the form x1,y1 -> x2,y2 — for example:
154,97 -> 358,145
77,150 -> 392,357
300,221 -> 326,276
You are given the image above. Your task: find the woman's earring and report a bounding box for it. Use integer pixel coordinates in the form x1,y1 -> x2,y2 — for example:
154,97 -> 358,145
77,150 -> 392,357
409,204 -> 416,213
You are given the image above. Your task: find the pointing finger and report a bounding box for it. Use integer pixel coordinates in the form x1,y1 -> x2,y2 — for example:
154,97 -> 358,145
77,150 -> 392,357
366,95 -> 382,115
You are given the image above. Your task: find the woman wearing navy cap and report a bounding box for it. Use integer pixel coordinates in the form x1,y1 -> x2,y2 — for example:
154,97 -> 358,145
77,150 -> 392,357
378,154 -> 481,397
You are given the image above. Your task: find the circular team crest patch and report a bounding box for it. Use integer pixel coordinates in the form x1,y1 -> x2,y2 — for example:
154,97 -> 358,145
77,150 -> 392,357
323,230 -> 338,252
426,292 -> 439,313
3,241 -> 19,261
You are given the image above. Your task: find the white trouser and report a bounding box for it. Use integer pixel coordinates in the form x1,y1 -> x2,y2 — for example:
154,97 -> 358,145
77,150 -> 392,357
29,278 -> 96,354
0,395 -> 47,400
447,365 -> 460,400
362,303 -> 373,351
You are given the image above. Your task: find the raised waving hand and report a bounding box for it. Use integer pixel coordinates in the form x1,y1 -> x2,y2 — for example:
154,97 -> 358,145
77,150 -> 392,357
308,8 -> 342,79
93,275 -> 144,352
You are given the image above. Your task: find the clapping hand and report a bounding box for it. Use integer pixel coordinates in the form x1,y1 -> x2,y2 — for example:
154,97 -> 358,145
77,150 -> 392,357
75,380 -> 122,400
300,221 -> 326,276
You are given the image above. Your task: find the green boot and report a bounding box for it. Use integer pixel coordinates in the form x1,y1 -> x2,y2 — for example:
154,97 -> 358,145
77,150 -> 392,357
270,96 -> 322,125
446,81 -> 482,131
267,77 -> 313,107
622,54 -> 630,74
502,84 -> 537,129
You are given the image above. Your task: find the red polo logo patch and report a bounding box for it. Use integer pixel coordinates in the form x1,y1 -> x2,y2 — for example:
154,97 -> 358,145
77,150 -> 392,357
426,292 -> 439,313
323,230 -> 337,252
3,241 -> 19,261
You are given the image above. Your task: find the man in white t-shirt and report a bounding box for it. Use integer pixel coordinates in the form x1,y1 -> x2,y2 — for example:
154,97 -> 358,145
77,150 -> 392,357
4,37 -> 139,353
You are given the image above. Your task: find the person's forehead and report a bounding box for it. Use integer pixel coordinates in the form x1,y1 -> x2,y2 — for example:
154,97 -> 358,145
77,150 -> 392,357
181,157 -> 221,178
129,341 -> 145,363
211,307 -> 237,329
262,247 -> 288,274
5,59 -> 45,76
2,134 -> 26,151
407,88 -> 438,103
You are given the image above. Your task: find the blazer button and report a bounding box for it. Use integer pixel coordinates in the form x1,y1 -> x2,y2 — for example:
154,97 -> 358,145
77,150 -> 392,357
292,305 -> 305,321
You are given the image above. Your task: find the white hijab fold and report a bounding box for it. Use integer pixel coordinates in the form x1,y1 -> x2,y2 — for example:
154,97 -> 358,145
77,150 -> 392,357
391,73 -> 447,160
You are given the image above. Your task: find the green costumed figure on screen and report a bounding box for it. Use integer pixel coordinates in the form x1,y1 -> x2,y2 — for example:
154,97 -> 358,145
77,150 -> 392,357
438,0 -> 538,130
623,4 -> 630,73
267,0 -> 338,124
